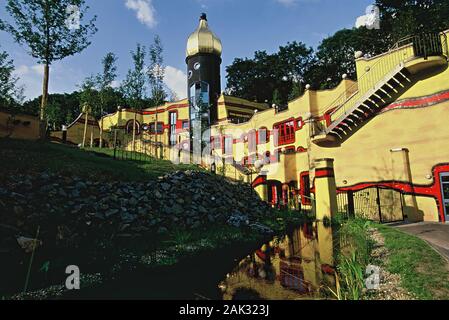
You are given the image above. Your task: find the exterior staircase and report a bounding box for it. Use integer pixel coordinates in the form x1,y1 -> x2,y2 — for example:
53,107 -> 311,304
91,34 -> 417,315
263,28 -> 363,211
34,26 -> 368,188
311,33 -> 448,145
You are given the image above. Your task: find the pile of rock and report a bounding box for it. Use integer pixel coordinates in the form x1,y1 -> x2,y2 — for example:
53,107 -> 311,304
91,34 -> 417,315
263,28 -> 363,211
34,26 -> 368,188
0,170 -> 273,247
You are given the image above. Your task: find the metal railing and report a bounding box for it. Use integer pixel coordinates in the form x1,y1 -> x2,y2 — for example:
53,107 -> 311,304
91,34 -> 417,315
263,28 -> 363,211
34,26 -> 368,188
312,32 -> 446,136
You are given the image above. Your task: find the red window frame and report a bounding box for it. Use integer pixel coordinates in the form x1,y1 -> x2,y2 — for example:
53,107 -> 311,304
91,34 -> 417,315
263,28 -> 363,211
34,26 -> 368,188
258,127 -> 270,144
273,118 -> 296,146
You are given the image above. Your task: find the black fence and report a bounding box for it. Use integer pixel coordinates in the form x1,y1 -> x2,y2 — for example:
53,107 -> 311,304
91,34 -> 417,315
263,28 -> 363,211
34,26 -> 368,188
337,187 -> 405,223
106,128 -> 166,162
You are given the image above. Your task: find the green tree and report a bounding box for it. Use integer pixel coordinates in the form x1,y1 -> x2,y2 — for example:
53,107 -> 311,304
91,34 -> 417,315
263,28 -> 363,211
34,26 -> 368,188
0,0 -> 97,138
272,89 -> 282,108
121,43 -> 147,110
96,52 -> 118,116
148,35 -> 167,106
21,91 -> 82,129
226,42 -> 313,106
79,76 -> 100,117
0,46 -> 24,109
308,28 -> 387,89
308,0 -> 449,89
377,0 -> 449,42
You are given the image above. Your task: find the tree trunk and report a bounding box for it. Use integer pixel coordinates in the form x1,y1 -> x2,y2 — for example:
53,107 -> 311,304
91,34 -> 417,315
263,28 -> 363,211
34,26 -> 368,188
99,117 -> 103,148
132,112 -> 137,152
82,110 -> 88,148
39,63 -> 50,140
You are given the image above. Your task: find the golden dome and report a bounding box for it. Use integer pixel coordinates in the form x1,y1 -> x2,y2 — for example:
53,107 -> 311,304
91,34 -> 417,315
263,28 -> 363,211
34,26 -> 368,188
186,13 -> 222,58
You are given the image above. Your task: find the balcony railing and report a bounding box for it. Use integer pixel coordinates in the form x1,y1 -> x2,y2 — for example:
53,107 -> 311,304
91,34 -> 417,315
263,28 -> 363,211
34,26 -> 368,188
311,32 -> 447,137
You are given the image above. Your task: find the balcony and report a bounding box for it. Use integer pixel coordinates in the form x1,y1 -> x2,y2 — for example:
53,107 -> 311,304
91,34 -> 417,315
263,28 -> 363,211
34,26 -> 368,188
310,33 -> 448,144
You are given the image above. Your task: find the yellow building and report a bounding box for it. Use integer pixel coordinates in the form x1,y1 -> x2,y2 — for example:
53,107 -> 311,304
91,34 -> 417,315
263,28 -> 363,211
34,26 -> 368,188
210,31 -> 449,224
52,16 -> 449,224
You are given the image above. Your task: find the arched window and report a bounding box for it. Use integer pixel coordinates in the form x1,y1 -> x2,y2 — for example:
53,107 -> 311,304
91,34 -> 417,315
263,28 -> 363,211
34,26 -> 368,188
126,120 -> 141,135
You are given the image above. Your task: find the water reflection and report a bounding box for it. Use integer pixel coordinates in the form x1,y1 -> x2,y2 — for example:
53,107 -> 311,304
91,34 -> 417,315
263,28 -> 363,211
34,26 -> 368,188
220,221 -> 338,300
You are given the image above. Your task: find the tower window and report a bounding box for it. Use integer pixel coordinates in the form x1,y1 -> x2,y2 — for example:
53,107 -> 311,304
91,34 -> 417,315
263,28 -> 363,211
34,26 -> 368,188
189,81 -> 210,119
169,111 -> 177,146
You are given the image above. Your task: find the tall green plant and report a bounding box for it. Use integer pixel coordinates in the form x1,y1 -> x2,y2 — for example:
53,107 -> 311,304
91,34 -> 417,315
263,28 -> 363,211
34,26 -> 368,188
148,35 -> 166,106
0,0 -> 97,138
121,43 -> 147,110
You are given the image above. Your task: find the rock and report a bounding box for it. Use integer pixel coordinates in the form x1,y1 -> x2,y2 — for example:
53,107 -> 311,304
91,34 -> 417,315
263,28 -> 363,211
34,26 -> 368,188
160,183 -> 170,191
120,212 -> 137,223
75,181 -> 87,190
157,226 -> 168,234
0,187 -> 8,196
249,223 -> 274,235
227,213 -> 250,228
16,236 -> 42,253
119,224 -> 130,232
191,221 -> 201,229
154,191 -> 162,199
105,209 -> 119,218
13,206 -> 24,215
129,198 -> 138,206
171,204 -> 183,215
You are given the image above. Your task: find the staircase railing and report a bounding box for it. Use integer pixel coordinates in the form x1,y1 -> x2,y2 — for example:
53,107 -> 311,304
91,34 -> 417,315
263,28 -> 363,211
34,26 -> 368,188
312,32 -> 445,135
327,43 -> 414,125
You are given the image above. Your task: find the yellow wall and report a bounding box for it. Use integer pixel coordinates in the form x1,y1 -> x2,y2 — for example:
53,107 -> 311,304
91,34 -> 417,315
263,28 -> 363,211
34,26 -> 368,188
44,31 -> 449,223
0,111 -> 40,140
210,31 -> 449,222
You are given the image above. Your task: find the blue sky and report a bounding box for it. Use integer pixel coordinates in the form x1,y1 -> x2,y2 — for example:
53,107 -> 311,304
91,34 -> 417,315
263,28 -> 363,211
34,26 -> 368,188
0,0 -> 374,101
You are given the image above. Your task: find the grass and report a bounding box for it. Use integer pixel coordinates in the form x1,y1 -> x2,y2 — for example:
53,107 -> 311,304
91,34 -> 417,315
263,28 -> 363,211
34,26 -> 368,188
374,224 -> 449,300
330,217 -> 374,300
0,138 -> 199,182
333,216 -> 449,300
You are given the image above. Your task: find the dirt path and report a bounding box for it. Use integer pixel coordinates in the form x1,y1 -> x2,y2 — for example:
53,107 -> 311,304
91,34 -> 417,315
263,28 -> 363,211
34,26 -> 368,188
367,228 -> 415,300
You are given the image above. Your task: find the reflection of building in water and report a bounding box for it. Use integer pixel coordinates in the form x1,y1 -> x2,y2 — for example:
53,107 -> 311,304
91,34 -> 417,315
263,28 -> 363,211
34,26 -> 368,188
220,222 -> 336,300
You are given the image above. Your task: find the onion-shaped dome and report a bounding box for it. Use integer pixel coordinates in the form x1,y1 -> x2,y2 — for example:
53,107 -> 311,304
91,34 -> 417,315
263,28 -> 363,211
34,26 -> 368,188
186,13 -> 222,58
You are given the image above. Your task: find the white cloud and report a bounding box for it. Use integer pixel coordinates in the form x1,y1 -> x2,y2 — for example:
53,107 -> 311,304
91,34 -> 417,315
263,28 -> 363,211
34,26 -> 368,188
125,0 -> 157,29
14,65 -> 31,77
276,0 -> 297,6
164,66 -> 187,100
31,64 -> 45,76
111,80 -> 120,89
13,63 -> 85,100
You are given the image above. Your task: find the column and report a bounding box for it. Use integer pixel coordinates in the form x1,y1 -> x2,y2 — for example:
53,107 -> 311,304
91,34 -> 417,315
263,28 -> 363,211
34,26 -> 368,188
314,158 -> 338,220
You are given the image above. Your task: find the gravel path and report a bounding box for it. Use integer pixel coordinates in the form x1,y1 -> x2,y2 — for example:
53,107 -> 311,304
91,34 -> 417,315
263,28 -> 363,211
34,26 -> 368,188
367,228 -> 415,300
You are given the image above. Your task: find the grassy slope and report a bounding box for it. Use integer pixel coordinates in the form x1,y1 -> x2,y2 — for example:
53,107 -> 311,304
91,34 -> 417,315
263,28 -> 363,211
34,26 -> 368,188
375,224 -> 449,300
0,138 -> 198,182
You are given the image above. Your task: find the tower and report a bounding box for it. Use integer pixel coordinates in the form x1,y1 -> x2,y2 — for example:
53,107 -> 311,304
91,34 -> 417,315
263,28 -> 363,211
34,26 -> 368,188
186,13 -> 222,161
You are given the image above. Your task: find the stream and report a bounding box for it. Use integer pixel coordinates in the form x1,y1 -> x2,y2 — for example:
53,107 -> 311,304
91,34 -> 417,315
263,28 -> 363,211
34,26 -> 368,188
63,221 -> 338,300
